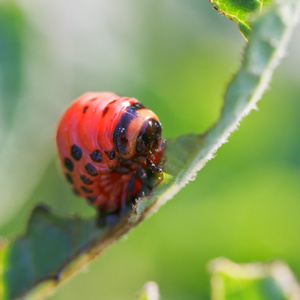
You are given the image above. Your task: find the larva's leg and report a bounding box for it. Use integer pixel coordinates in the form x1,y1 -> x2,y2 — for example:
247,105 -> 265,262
137,165 -> 152,190
97,204 -> 119,227
146,158 -> 163,173
119,183 -> 128,215
105,213 -> 119,226
127,175 -> 136,206
96,209 -> 106,227
97,209 -> 119,227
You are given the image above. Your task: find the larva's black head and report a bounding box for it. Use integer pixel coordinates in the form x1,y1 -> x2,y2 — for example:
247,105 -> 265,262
136,118 -> 162,155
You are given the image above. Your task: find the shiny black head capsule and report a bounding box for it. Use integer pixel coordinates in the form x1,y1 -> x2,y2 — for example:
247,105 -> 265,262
136,118 -> 162,155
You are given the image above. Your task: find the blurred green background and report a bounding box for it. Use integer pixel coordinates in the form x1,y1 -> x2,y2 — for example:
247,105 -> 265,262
1,1 -> 300,299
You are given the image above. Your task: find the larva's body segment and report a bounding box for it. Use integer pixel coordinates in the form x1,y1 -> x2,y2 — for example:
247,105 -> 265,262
56,92 -> 163,213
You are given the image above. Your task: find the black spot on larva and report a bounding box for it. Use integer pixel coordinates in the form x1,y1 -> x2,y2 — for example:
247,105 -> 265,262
71,144 -> 82,161
87,196 -> 97,203
109,99 -> 117,105
113,102 -> 146,155
83,106 -> 89,113
64,158 -> 74,172
105,149 -> 115,160
80,174 -> 93,185
130,102 -> 146,110
102,106 -> 109,117
85,163 -> 98,177
102,99 -> 117,117
65,173 -> 73,184
90,149 -> 103,162
81,186 -> 93,193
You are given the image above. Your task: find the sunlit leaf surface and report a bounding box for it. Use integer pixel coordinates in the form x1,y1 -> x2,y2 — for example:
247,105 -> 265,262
209,258 -> 300,300
209,0 -> 273,38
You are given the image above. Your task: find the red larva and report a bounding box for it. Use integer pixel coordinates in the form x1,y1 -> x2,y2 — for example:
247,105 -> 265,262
56,92 -> 164,222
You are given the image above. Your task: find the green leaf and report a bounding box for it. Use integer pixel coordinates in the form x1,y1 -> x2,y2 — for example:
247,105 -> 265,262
209,258 -> 300,300
136,260 -> 300,300
1,0 -> 299,299
0,1 -> 24,143
209,0 -> 273,38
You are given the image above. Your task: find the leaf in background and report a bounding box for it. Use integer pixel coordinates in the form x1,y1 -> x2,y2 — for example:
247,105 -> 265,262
0,0 -> 299,299
137,282 -> 160,300
209,0 -> 273,39
209,258 -> 300,300
0,2 -> 23,143
0,2 -> 73,227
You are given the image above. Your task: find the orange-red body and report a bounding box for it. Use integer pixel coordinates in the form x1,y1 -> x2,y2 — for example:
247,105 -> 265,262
56,92 -> 163,213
